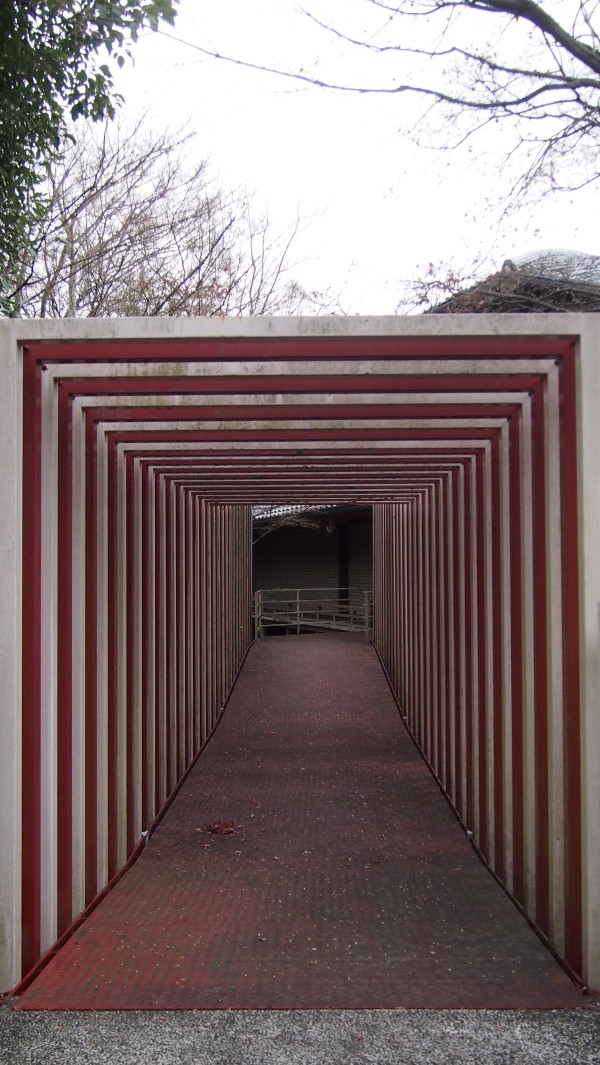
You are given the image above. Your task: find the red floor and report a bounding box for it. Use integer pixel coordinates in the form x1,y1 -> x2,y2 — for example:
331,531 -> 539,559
17,634 -> 587,1010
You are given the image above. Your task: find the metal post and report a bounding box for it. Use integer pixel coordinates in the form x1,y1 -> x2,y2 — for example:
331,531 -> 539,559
255,589 -> 263,638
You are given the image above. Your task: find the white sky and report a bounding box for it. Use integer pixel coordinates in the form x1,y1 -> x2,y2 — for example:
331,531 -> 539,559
114,0 -> 600,313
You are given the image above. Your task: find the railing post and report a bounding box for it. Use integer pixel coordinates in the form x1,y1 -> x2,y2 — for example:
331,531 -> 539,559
255,587 -> 374,638
255,589 -> 262,638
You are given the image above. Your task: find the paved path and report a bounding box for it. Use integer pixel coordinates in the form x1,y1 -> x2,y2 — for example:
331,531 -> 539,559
3,1005 -> 600,1065
16,634 -> 588,1010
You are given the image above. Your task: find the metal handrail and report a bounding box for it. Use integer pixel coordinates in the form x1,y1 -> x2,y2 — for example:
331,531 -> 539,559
254,587 -> 373,640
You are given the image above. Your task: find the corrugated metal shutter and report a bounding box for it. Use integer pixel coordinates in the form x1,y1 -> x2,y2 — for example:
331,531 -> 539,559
254,526 -> 339,596
348,518 -> 373,591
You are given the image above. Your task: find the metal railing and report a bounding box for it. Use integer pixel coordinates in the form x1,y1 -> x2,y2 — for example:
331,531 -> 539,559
254,587 -> 373,640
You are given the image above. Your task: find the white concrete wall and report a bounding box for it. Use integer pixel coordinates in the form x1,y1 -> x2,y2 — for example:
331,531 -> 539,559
577,317 -> 600,988
0,323 -> 22,992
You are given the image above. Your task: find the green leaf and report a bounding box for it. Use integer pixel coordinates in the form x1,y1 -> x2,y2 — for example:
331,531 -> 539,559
0,0 -> 179,300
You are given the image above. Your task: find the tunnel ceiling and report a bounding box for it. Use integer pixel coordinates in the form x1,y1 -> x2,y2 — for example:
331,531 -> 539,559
24,331 -> 576,507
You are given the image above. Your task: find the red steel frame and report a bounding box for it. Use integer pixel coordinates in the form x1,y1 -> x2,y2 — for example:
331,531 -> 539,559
17,334 -> 582,991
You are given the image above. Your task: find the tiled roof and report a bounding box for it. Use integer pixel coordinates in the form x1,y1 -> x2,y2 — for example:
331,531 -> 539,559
252,504 -> 335,520
503,249 -> 600,285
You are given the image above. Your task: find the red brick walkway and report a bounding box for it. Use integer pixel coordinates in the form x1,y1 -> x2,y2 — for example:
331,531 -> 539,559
17,634 -> 586,1009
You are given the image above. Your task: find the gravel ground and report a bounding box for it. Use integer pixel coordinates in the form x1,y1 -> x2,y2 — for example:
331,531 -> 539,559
1,1005 -> 600,1065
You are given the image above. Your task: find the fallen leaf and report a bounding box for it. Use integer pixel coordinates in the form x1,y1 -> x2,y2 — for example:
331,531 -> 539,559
200,820 -> 236,835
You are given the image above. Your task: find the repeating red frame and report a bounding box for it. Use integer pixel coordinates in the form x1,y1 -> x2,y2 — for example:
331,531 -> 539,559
19,334 -> 582,982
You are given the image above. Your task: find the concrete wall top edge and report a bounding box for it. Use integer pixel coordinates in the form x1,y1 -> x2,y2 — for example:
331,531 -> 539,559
1,312 -> 599,344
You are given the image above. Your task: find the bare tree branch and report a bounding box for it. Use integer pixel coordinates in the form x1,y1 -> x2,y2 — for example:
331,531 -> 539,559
252,507 -> 329,544
11,116 -> 336,318
163,1 -> 600,199
400,251 -> 600,313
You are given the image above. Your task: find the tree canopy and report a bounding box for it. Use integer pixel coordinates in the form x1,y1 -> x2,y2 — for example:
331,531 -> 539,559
0,0 -> 177,311
11,118 -> 330,318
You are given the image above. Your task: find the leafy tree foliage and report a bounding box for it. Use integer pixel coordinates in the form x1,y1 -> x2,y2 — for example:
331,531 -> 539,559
0,0 -> 177,311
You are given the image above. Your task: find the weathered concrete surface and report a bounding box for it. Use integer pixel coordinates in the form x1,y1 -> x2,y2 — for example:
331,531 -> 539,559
2,1005 -> 600,1065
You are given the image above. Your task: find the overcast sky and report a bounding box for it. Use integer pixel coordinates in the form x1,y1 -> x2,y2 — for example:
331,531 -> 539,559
114,0 -> 600,313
